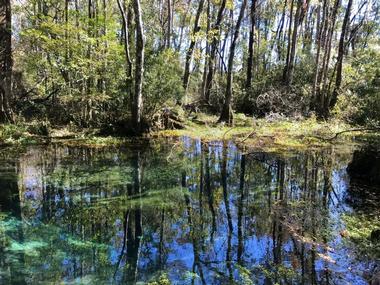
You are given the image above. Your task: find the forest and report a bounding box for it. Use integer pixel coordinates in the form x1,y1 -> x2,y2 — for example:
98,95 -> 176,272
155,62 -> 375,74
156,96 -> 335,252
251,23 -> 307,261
0,0 -> 379,136
0,0 -> 380,284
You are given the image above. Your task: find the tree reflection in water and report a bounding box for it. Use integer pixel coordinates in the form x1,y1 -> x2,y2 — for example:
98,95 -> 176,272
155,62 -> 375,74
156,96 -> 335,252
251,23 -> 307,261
0,138 -> 377,284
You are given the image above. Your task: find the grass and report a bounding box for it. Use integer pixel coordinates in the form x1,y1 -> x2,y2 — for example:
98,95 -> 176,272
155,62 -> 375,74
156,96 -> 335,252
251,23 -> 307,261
1,113 -> 378,150
0,124 -> 40,146
155,112 -> 372,151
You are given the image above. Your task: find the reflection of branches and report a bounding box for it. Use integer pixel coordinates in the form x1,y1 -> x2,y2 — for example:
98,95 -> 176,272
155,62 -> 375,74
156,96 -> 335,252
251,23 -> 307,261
113,210 -> 130,279
166,141 -> 182,162
184,185 -> 206,285
204,146 -> 216,241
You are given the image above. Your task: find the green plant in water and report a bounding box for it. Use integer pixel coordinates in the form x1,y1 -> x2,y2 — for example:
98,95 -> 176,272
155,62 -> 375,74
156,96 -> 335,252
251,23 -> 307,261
147,273 -> 172,285
342,213 -> 380,259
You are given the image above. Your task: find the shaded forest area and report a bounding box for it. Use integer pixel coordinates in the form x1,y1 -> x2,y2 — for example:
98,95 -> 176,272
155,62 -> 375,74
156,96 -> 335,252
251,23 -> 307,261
0,0 -> 379,135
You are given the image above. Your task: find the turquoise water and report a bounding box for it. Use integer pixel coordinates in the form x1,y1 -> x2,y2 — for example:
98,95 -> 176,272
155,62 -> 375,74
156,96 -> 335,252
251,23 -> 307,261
0,138 -> 377,284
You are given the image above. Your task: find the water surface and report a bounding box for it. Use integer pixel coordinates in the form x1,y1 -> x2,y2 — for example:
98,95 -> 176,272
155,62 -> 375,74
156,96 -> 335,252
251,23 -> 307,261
0,138 -> 377,284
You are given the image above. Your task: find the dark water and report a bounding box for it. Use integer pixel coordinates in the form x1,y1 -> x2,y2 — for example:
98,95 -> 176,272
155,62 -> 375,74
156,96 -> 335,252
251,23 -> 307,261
0,137 -> 378,284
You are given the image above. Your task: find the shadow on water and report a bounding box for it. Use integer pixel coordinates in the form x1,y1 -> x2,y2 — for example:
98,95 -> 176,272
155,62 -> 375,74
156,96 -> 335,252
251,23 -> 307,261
0,138 -> 378,284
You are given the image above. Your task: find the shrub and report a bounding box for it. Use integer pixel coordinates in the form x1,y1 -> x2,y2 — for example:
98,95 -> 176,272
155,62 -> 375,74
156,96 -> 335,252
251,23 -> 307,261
144,49 -> 185,118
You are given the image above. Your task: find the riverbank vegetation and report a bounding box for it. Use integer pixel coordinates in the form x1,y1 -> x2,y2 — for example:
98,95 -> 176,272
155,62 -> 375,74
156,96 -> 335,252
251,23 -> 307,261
0,0 -> 379,142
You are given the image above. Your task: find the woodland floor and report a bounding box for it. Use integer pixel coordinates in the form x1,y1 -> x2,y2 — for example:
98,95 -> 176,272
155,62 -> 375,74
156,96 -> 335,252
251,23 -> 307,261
0,113 -> 379,150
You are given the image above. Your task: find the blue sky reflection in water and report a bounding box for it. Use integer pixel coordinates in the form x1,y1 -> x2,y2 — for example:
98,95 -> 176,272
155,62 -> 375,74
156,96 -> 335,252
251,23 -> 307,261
0,138 -> 377,284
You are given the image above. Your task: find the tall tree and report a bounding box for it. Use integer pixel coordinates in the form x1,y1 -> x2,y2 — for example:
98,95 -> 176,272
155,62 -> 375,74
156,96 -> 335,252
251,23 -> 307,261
330,0 -> 353,110
219,0 -> 247,124
183,0 -> 205,92
166,0 -> 173,48
315,0 -> 340,117
283,0 -> 305,85
245,0 -> 257,89
116,0 -> 133,103
201,0 -> 211,99
132,0 -> 145,133
204,0 -> 227,102
0,0 -> 12,122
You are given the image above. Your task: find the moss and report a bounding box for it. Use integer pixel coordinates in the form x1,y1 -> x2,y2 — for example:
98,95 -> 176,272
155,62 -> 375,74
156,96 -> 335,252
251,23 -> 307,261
54,136 -> 129,148
147,273 -> 171,285
155,112 -> 368,151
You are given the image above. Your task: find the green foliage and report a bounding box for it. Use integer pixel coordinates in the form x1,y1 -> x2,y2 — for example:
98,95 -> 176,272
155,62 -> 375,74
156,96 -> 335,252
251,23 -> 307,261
147,273 -> 172,285
337,49 -> 380,125
144,49 -> 185,117
17,1 -> 126,126
342,213 -> 380,259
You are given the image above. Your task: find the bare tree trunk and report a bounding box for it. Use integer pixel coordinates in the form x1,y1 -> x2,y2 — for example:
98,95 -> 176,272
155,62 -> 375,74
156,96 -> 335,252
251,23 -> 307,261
201,0 -> 211,99
132,0 -> 145,134
330,0 -> 352,109
283,0 -> 294,81
218,0 -> 247,124
183,0 -> 205,92
311,2 -> 323,111
117,0 -> 134,111
0,0 -> 12,122
318,0 -> 340,118
176,0 -> 192,51
166,0 -> 172,48
204,0 -> 227,102
276,0 -> 288,61
245,0 -> 257,89
116,0 -> 133,79
284,0 -> 304,85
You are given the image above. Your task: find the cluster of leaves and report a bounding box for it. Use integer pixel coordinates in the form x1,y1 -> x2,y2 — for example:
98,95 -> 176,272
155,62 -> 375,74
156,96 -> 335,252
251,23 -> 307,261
335,49 -> 380,125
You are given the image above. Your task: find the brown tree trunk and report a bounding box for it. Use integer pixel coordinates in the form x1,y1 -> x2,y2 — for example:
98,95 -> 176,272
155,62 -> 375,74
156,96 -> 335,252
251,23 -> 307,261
201,0 -> 211,99
312,0 -> 330,112
116,0 -> 133,79
166,0 -> 172,48
204,0 -> 227,102
283,0 -> 294,82
0,0 -> 12,122
283,0 -> 304,85
330,0 -> 352,109
218,0 -> 247,124
245,0 -> 257,89
183,0 -> 205,91
317,0 -> 340,118
176,0 -> 192,51
276,0 -> 288,62
117,0 -> 134,111
311,2 -> 323,111
132,0 -> 145,134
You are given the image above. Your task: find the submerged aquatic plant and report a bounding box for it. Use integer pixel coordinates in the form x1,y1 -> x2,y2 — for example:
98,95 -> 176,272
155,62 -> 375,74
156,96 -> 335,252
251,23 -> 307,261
342,213 -> 380,259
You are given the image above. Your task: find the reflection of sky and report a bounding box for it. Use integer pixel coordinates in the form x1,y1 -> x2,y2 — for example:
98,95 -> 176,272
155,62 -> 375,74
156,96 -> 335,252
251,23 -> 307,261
0,141 -> 372,284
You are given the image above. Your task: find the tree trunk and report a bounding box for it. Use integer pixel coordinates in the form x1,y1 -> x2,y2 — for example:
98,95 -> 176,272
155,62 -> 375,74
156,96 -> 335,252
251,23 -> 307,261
117,0 -> 134,110
283,0 -> 303,85
116,0 -> 133,79
204,0 -> 227,102
276,0 -> 288,62
218,0 -> 247,124
183,0 -> 205,91
132,0 -> 145,134
245,0 -> 257,89
166,0 -> 172,48
330,0 -> 352,109
0,0 -> 12,122
283,0 -> 294,82
317,0 -> 340,118
176,0 -> 192,51
311,3 -> 323,111
201,0 -> 211,99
